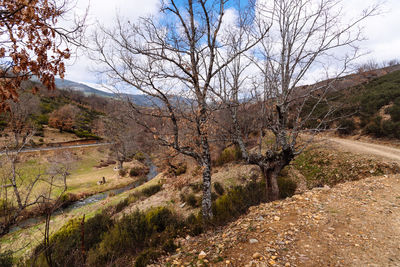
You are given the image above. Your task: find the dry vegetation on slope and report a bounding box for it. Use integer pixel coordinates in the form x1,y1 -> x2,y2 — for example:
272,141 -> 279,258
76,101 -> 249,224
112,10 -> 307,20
153,138 -> 400,267
160,174 -> 400,267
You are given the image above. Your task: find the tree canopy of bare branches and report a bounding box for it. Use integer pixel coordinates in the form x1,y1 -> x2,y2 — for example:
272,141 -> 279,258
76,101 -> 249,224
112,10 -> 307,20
100,101 -> 152,170
91,0 -> 267,220
215,0 -> 379,200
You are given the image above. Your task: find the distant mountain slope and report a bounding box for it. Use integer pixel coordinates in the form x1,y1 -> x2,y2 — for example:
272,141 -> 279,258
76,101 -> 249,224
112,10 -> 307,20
54,78 -> 114,98
54,78 -> 190,107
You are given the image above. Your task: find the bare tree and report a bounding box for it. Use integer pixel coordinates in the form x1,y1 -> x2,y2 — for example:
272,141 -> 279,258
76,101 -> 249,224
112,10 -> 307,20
37,152 -> 72,267
0,134 -> 73,237
215,0 -> 378,200
357,59 -> 381,73
101,101 -> 150,170
4,91 -> 40,148
91,0 -> 265,219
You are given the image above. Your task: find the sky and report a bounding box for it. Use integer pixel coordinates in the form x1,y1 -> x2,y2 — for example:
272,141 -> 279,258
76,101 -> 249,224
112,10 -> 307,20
63,0 -> 400,87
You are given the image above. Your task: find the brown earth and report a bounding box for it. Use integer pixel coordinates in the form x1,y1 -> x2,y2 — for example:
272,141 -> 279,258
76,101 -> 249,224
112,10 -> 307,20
155,137 -> 400,267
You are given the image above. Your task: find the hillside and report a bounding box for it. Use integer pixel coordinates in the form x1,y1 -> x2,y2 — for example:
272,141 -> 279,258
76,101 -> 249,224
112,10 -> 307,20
156,137 -> 400,266
162,174 -> 400,267
54,78 -> 190,107
303,67 -> 400,139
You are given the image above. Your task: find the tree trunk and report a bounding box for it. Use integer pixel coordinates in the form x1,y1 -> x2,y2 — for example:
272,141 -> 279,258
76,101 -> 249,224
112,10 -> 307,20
261,165 -> 282,201
117,160 -> 123,170
201,162 -> 213,221
201,131 -> 213,221
44,213 -> 53,267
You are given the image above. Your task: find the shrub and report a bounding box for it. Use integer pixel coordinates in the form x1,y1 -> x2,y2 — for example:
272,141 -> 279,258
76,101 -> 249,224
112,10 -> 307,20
87,211 -> 150,266
387,103 -> 400,122
337,119 -> 356,135
84,212 -> 114,249
134,248 -> 161,267
175,163 -> 187,176
0,200 -> 15,217
212,181 -> 267,225
213,182 -> 225,196
135,176 -> 148,187
87,207 -> 179,266
119,168 -> 127,177
364,116 -> 383,137
0,251 -> 13,267
189,182 -> 202,192
185,213 -> 203,235
130,167 -> 145,177
186,193 -> 200,208
215,146 -> 242,166
169,163 -> 187,176
141,184 -> 162,197
277,177 -> 297,198
0,120 -> 7,130
38,138 -> 44,143
145,207 -> 177,233
162,239 -> 178,253
134,152 -> 146,162
31,212 -> 114,266
191,166 -> 202,177
35,114 -> 49,125
180,192 -> 200,208
381,120 -> 397,138
115,198 -> 129,213
74,130 -> 101,140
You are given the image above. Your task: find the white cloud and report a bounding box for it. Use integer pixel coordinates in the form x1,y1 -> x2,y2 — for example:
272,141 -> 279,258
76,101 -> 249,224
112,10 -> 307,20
333,0 -> 400,63
64,0 -> 400,86
63,0 -> 160,83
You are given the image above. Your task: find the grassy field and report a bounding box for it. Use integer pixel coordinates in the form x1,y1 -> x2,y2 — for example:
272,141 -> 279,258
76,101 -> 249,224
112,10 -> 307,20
0,146 -> 146,205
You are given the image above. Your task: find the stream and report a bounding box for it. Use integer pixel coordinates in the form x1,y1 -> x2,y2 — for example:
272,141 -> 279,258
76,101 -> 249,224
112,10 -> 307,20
9,158 -> 158,233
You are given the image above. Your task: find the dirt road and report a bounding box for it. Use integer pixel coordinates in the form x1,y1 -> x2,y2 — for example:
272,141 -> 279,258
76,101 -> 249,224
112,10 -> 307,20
326,137 -> 400,162
0,142 -> 111,155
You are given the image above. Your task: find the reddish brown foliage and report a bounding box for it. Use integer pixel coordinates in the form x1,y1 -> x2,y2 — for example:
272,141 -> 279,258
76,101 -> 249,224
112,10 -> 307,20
0,0 -> 80,110
48,104 -> 79,132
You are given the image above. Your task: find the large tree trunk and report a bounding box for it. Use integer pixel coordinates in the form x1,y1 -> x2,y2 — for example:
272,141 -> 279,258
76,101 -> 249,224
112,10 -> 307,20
261,165 -> 282,201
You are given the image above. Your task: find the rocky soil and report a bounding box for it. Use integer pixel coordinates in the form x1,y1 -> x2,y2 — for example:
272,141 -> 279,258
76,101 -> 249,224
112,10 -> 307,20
157,174 -> 400,267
